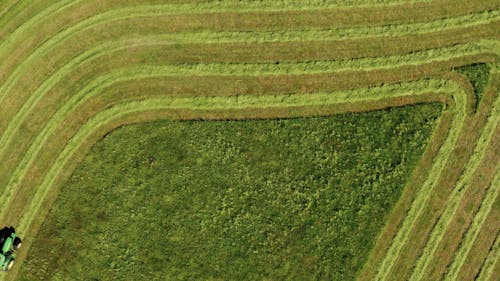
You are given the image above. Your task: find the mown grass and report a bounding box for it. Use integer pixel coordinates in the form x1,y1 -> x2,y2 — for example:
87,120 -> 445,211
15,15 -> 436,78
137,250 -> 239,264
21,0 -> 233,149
18,104 -> 441,281
0,1 -> 496,280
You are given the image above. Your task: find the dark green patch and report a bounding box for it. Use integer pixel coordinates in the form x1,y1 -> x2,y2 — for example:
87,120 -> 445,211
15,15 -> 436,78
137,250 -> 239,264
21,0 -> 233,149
19,104 -> 441,281
456,63 -> 491,105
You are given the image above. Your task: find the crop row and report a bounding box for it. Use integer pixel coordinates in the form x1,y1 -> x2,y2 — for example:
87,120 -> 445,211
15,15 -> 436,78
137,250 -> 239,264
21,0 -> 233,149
0,42 -> 493,167
474,174 -> 500,281
0,77 -> 460,222
6,85 -> 455,281
358,69 -> 498,281
0,1 -> 498,280
379,75 -> 498,281
0,34 -> 492,192
409,77 -> 499,281
444,166 -> 500,281
1,6 -> 497,107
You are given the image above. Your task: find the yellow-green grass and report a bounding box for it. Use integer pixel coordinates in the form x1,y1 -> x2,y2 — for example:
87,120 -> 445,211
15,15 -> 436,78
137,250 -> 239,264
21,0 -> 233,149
0,0 -> 492,155
1,9 -> 497,115
0,38 -> 492,215
410,77 -> 499,281
1,2 -> 496,138
1,78 -> 458,223
454,178 -> 500,280
0,0 -> 498,280
0,39 -> 492,180
0,1 -> 497,111
475,180 -> 500,281
356,69 -> 497,280
15,105 -> 439,279
371,72 -> 498,281
0,52 -> 491,189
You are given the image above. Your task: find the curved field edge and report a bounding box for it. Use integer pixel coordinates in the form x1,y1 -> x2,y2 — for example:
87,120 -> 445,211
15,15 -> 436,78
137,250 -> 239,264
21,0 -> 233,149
475,174 -> 500,281
0,77 -> 462,224
0,48 -> 491,197
0,44 -> 494,159
384,72 -> 499,281
0,17 -> 496,127
4,90 -> 452,281
410,75 -> 499,281
356,70 -> 498,281
0,0 -> 496,77
0,0 -> 496,278
0,2 -> 494,186
0,0 -> 497,115
0,46 -> 493,160
16,104 -> 443,280
454,168 -> 500,280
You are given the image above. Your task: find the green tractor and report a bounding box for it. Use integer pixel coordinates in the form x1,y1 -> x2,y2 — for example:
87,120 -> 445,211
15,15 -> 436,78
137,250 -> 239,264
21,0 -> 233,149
0,227 -> 22,272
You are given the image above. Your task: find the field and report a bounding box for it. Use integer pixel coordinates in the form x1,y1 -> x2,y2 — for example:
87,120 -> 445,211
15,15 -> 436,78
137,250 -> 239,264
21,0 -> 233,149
18,106 -> 441,280
0,0 -> 498,280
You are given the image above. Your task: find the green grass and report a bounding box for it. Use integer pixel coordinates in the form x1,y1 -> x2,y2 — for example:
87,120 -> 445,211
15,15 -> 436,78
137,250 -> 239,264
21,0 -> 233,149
18,104 -> 441,281
456,63 -> 491,104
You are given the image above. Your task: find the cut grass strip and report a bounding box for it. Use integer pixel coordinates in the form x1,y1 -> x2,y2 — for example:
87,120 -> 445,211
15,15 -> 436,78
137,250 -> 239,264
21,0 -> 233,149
380,76 -> 499,281
444,163 -> 500,281
455,182 -> 500,280
0,38 -> 491,163
409,80 -> 499,281
3,31 -> 492,143
1,6 -> 497,107
0,1 -> 493,92
371,82 -> 468,281
357,73 -> 489,281
0,49 -> 483,190
411,76 -> 499,280
475,193 -> 500,281
0,76 -> 463,221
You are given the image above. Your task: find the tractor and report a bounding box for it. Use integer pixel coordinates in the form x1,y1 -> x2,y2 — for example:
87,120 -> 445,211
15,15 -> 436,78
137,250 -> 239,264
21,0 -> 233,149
0,227 -> 21,272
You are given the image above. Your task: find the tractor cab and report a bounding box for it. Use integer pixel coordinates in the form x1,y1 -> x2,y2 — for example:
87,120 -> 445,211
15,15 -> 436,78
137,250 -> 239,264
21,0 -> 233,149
0,227 -> 21,272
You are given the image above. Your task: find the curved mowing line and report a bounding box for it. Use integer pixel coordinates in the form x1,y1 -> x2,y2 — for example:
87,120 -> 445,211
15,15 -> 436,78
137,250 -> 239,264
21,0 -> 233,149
410,86 -> 499,281
0,34 -> 492,163
0,0 -> 20,20
14,86 -> 455,235
0,75 -> 462,221
2,88 -> 447,281
0,0 -> 79,63
0,3 -> 497,105
475,185 -> 500,281
0,30 -> 492,164
373,83 -> 468,281
0,32 -> 487,165
444,165 -> 500,281
0,33 -> 495,156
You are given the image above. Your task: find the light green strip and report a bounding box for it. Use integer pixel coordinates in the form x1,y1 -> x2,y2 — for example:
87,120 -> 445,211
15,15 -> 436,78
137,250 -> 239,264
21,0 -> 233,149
0,74 -> 459,220
411,90 -> 499,281
373,81 -> 468,281
476,232 -> 500,281
15,82 -> 451,235
0,3 -> 497,106
0,35 -> 489,170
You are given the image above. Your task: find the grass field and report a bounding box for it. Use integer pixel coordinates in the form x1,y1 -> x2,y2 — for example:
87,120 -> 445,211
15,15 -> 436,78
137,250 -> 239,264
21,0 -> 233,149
18,105 -> 440,280
0,0 -> 498,280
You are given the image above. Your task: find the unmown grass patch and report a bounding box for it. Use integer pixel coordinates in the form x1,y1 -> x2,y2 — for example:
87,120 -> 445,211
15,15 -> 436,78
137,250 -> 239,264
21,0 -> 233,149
18,104 -> 440,280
